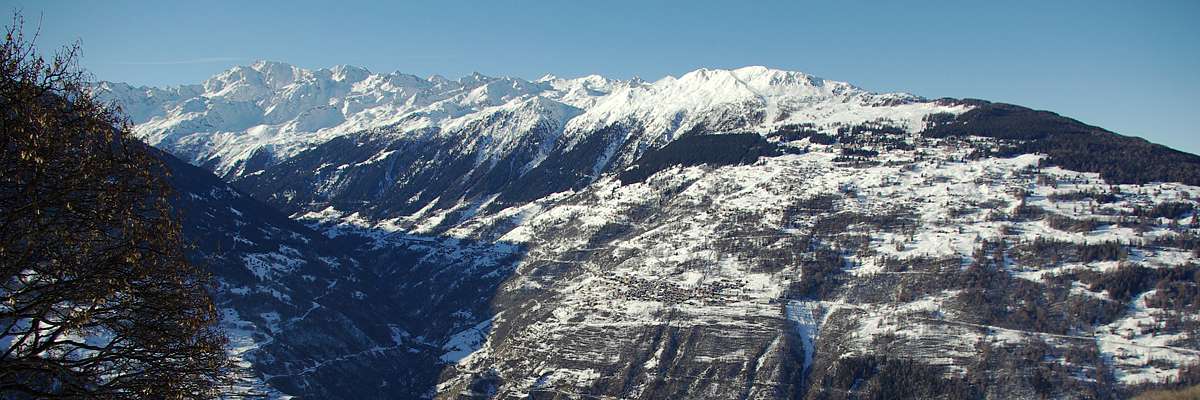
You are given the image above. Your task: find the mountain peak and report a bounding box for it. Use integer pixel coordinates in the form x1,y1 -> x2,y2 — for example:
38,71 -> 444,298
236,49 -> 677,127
670,65 -> 848,93
330,64 -> 371,82
460,71 -> 493,85
249,59 -> 294,72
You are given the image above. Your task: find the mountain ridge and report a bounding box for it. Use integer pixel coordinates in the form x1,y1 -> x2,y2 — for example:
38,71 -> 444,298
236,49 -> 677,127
95,62 -> 963,180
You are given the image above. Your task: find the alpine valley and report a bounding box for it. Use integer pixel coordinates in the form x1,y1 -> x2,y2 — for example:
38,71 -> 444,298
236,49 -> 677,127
97,61 -> 1200,399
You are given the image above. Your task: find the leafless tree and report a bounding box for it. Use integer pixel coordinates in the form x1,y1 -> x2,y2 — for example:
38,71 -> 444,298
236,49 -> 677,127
0,13 -> 231,398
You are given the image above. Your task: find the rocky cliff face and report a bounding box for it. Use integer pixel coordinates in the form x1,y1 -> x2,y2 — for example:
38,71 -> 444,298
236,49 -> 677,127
114,64 -> 1200,399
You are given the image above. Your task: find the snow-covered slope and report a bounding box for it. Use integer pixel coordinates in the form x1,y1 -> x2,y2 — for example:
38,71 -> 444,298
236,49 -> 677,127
561,66 -> 939,142
434,139 -> 1200,398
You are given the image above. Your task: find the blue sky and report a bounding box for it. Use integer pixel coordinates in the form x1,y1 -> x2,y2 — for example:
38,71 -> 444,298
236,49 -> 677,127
5,0 -> 1198,154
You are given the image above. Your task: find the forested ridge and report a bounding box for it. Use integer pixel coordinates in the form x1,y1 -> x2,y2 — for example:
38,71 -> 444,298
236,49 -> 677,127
922,100 -> 1200,185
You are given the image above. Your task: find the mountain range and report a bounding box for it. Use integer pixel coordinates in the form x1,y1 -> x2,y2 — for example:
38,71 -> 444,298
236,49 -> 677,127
97,62 -> 1200,399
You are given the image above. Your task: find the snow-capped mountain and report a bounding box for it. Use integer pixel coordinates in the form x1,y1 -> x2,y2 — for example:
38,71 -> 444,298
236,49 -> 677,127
111,63 -> 1200,399
97,62 -> 960,180
99,60 -> 617,178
